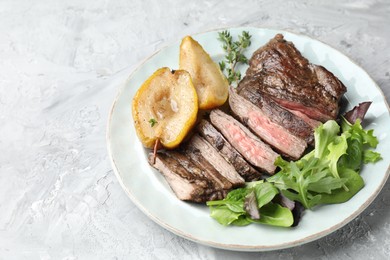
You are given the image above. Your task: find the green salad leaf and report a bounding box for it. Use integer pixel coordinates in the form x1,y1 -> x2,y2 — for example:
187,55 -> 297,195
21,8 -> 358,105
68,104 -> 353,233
249,202 -> 294,227
206,181 -> 293,227
268,119 -> 381,209
209,205 -> 243,226
314,120 -> 341,159
339,117 -> 382,169
317,168 -> 364,204
268,156 -> 346,209
363,150 -> 382,164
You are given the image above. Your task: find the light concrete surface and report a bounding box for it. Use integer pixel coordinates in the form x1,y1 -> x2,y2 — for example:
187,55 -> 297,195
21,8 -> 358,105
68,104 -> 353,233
0,0 -> 389,259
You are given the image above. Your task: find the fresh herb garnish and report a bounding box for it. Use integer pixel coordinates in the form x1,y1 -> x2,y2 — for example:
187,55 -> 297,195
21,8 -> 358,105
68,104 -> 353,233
218,30 -> 252,85
149,118 -> 158,127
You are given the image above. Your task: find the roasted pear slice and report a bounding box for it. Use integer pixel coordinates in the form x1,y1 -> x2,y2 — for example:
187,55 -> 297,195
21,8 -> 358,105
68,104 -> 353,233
179,36 -> 229,110
132,67 -> 198,149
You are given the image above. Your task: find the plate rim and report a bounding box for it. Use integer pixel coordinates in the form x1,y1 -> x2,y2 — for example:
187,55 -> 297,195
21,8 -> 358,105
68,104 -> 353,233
106,26 -> 390,251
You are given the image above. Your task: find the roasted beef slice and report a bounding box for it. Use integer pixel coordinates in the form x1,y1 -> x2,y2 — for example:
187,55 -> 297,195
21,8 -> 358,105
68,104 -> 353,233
238,34 -> 346,122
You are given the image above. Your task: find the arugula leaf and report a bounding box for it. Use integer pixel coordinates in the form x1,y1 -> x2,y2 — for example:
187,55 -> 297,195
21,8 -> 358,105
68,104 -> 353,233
280,189 -> 322,210
307,174 -> 346,194
268,156 -> 345,209
317,168 -> 364,204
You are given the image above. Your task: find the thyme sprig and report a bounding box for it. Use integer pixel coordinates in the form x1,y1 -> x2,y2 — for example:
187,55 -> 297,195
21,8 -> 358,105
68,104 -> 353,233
218,30 -> 252,85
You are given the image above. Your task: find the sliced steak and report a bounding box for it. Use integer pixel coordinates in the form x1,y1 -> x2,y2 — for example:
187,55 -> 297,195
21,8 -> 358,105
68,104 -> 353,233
237,86 -> 315,144
149,152 -> 228,202
185,134 -> 245,187
239,34 -> 346,122
197,119 -> 264,181
210,109 -> 279,174
182,146 -> 233,190
229,87 -> 307,159
283,108 -> 321,129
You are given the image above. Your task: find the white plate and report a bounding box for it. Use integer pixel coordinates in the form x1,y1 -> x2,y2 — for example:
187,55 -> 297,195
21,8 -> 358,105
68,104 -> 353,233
107,27 -> 390,251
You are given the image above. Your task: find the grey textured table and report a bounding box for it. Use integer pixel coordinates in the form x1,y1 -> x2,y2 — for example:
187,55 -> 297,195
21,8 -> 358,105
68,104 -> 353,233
1,0 -> 389,259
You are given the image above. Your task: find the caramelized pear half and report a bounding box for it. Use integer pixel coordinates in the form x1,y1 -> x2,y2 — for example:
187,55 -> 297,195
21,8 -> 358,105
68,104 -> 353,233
179,36 -> 229,110
132,67 -> 198,149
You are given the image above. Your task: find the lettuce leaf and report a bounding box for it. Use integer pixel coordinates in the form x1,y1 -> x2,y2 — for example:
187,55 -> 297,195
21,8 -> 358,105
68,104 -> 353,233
209,205 -> 244,226
339,117 -> 382,170
249,202 -> 294,227
363,150 -> 382,164
314,120 -> 340,159
206,181 -> 292,227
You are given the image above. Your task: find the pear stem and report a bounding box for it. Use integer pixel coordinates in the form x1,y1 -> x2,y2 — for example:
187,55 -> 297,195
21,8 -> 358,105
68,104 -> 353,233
152,138 -> 160,164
